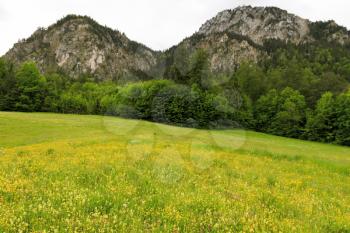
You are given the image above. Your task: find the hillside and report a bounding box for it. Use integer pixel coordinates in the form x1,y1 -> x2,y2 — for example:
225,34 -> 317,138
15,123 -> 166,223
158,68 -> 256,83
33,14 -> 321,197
3,6 -> 350,79
164,6 -> 350,74
1,6 -> 350,147
4,15 -> 159,81
0,112 -> 349,232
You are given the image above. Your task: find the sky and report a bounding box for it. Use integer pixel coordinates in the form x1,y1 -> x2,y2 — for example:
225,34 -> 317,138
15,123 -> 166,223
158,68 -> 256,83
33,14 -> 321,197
1,0 -> 350,55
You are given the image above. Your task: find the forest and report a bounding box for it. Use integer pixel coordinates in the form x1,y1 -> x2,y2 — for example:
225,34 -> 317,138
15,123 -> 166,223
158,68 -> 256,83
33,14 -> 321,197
0,39 -> 350,146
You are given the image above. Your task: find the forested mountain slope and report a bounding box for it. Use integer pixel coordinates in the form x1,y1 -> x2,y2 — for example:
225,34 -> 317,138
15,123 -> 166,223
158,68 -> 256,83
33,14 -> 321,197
1,6 -> 350,145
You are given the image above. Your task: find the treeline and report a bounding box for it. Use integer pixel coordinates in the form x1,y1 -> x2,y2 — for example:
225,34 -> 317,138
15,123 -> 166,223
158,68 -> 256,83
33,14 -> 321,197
0,59 -> 249,129
164,43 -> 350,145
0,42 -> 349,146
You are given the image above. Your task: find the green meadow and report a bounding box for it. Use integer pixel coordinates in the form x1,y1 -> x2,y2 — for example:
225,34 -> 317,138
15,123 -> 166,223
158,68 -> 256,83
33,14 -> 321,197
0,112 -> 349,232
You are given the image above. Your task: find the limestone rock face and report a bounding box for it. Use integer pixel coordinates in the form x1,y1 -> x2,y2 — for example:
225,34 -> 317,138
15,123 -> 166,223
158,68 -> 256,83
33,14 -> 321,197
3,7 -> 350,79
165,6 -> 350,74
163,6 -> 305,74
4,15 -> 159,80
166,32 -> 261,74
198,6 -> 311,45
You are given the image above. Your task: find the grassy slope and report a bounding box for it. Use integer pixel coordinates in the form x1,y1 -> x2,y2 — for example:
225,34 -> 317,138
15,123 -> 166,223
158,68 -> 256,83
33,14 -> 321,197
0,112 -> 349,232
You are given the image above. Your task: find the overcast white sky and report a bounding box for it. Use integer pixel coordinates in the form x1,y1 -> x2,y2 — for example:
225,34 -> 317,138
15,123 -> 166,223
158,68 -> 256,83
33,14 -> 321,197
1,0 -> 350,55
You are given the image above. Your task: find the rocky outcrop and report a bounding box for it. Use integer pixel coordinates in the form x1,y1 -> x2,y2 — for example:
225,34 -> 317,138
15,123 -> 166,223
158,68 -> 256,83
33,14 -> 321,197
164,6 -> 350,75
197,6 -> 311,45
4,15 -> 159,81
3,6 -> 350,80
164,32 -> 262,74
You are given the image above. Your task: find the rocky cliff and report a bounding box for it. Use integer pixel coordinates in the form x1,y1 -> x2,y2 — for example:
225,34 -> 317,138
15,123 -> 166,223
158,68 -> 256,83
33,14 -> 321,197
197,6 -> 310,45
3,6 -> 350,79
4,15 -> 159,81
164,6 -> 350,74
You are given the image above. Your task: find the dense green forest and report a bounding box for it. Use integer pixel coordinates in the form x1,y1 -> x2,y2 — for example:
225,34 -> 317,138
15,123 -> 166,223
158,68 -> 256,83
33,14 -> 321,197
1,39 -> 350,146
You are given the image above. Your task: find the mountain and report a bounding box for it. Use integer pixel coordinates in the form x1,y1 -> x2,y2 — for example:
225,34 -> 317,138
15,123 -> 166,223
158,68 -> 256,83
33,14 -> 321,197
4,15 -> 159,81
197,6 -> 310,45
3,6 -> 350,79
164,6 -> 350,74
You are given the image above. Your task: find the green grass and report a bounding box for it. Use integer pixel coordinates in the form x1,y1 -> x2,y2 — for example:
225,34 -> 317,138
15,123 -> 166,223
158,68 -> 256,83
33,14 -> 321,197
0,111 -> 349,232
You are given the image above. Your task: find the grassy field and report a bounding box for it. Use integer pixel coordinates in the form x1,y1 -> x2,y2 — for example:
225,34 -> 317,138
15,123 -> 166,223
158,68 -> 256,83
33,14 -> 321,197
0,112 -> 349,232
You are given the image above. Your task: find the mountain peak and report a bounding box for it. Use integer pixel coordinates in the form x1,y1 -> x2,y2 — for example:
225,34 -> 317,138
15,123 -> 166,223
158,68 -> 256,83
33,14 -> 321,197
4,14 -> 158,80
3,6 -> 350,81
197,5 -> 310,45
